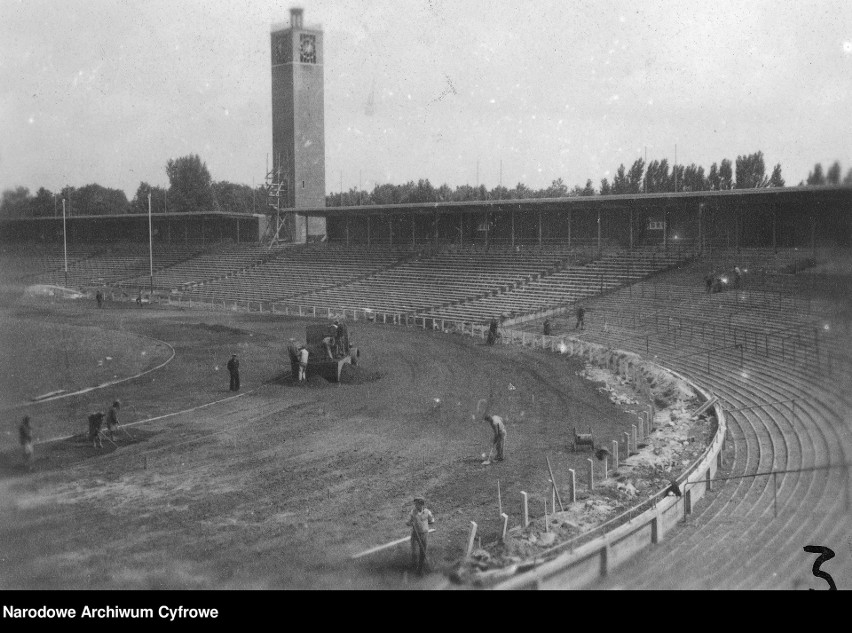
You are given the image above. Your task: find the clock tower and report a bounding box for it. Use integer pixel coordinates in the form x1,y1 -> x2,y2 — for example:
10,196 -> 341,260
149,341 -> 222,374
270,7 -> 326,242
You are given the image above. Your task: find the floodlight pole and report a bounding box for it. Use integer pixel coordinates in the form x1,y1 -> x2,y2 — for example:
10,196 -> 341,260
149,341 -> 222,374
148,192 -> 154,296
62,198 -> 68,287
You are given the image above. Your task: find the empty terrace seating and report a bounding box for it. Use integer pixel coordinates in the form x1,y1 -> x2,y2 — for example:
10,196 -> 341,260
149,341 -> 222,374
181,245 -> 411,304
286,246 -> 577,314
119,242 -> 275,291
423,250 -> 685,322
511,251 -> 852,588
0,243 -> 99,281
33,243 -> 204,289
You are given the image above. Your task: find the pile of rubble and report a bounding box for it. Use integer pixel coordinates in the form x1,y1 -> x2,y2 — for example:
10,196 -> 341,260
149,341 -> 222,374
451,354 -> 716,587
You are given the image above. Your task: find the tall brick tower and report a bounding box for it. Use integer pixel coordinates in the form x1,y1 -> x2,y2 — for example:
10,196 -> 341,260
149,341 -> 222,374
270,7 -> 326,242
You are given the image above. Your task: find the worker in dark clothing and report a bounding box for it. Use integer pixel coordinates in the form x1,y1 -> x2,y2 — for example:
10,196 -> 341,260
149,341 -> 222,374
287,338 -> 300,382
406,497 -> 435,575
19,416 -> 34,471
575,306 -> 586,330
704,273 -> 714,294
88,412 -> 105,449
487,317 -> 499,345
227,354 -> 240,392
105,400 -> 121,441
334,319 -> 349,357
95,290 -> 103,308
543,318 -> 552,336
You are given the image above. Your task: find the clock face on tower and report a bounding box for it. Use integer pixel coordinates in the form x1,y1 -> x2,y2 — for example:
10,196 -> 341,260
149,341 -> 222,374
299,34 -> 316,64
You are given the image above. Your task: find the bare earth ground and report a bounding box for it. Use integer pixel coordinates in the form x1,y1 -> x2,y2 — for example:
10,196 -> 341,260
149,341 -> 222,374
0,295 -> 643,589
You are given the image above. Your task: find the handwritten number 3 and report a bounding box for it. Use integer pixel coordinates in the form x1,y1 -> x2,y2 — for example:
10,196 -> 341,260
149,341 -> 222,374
803,545 -> 837,590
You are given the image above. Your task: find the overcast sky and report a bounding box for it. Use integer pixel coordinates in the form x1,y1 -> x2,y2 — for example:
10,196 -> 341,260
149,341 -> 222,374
1,0 -> 851,199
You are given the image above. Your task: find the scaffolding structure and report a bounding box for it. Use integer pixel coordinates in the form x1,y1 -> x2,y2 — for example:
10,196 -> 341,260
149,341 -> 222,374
263,158 -> 292,248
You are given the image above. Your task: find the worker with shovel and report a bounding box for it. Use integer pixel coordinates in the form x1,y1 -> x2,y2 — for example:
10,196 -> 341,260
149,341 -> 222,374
483,414 -> 506,463
105,400 -> 121,441
406,497 -> 435,575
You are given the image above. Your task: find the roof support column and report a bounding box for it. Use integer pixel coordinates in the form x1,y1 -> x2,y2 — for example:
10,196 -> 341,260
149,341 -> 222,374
568,208 -> 572,248
597,208 -> 602,255
629,206 -> 634,251
511,208 -> 515,249
366,214 -> 370,248
346,215 -> 350,247
811,213 -> 816,257
538,210 -> 542,247
411,214 -> 415,247
485,211 -> 490,250
389,216 -> 394,246
772,203 -> 777,253
434,209 -> 439,247
459,214 -> 463,246
662,209 -> 667,252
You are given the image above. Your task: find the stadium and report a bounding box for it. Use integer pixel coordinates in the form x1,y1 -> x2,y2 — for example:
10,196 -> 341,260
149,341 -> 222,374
1,5 -> 851,591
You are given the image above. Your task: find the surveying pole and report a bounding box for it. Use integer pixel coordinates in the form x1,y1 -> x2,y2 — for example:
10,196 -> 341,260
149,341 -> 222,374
62,198 -> 68,287
148,192 -> 154,296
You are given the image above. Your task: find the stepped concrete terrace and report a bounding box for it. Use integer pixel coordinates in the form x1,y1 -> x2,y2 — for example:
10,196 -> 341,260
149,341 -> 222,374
119,241 -> 278,292
181,245 -> 414,304
513,249 -> 852,589
282,246 -> 581,314
31,243 -> 204,289
422,250 -> 686,323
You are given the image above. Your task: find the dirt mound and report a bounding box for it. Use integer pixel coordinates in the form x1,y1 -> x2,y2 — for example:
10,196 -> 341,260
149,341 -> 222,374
339,364 -> 382,385
191,322 -> 249,336
306,374 -> 330,388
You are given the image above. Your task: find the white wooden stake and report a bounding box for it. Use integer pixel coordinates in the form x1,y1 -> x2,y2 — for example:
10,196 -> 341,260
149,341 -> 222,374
466,521 -> 478,556
521,491 -> 529,527
612,440 -> 619,470
501,513 -> 509,541
568,469 -> 576,504
587,458 -> 594,490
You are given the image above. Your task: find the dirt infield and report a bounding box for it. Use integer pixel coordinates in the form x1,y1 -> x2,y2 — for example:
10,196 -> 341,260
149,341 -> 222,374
0,299 -> 643,589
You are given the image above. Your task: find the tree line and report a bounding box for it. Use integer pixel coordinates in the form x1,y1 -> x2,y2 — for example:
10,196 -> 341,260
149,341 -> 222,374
0,154 -> 265,219
2,153 -> 850,218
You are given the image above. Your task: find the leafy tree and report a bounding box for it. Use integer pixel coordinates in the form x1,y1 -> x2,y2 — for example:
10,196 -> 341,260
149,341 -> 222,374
735,151 -> 768,188
131,182 -> 167,213
707,163 -> 720,190
31,187 -> 56,217
670,164 -> 685,192
806,163 -> 826,186
843,168 -> 852,185
611,164 -> 629,194
682,164 -> 706,191
580,179 -> 595,196
0,187 -> 31,218
719,159 -> 733,190
768,164 -> 785,188
826,161 -> 841,185
165,154 -> 214,213
73,183 -> 129,215
599,178 -> 612,195
627,159 -> 645,193
644,159 -> 670,193
543,178 -> 568,198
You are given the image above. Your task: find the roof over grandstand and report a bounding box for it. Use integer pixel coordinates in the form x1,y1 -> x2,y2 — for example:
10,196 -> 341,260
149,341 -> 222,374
295,184 -> 852,217
0,211 -> 267,222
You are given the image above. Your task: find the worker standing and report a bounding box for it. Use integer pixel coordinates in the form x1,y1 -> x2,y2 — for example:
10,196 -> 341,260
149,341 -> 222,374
227,353 -> 240,392
19,416 -> 34,471
88,412 -> 105,449
484,414 -> 506,461
487,316 -> 499,345
334,319 -> 349,356
287,338 -> 300,383
298,345 -> 309,384
105,400 -> 121,441
406,497 -> 435,575
575,306 -> 586,330
543,318 -> 552,336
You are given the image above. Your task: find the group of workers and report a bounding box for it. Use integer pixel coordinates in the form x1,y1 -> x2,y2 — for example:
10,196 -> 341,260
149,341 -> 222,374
541,306 -> 585,336
704,266 -> 743,294
406,412 -> 507,576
